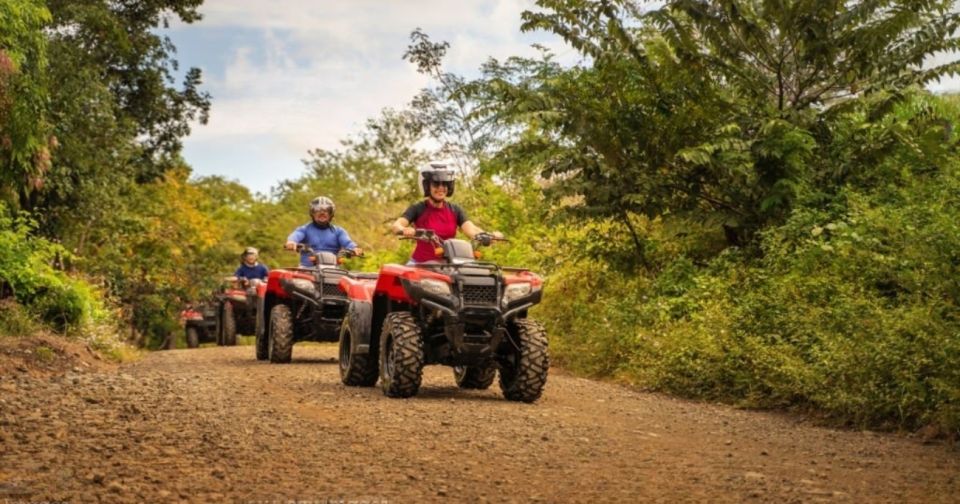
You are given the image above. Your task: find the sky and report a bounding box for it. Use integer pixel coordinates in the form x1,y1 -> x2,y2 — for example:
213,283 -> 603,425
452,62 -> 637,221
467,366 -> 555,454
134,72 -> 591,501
166,0 -> 578,196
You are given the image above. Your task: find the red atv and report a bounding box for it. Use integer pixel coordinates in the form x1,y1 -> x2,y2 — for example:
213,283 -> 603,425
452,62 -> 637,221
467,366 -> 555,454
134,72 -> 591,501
216,277 -> 260,346
254,245 -> 361,363
179,302 -> 218,348
338,230 -> 549,402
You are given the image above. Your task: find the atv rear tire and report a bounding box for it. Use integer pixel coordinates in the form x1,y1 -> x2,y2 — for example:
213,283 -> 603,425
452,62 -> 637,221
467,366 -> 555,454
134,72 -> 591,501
221,302 -> 237,346
186,327 -> 199,349
340,327 -> 378,387
379,312 -> 423,398
499,319 -> 549,403
268,304 -> 293,364
453,365 -> 496,389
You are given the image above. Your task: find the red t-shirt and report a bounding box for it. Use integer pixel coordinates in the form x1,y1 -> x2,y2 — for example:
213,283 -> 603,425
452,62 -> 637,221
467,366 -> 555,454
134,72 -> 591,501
402,200 -> 468,262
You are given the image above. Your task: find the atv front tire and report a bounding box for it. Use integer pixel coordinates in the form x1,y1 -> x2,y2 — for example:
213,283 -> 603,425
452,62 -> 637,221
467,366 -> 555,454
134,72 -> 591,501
379,312 -> 424,398
453,365 -> 496,389
268,304 -> 293,364
499,319 -> 549,403
221,301 -> 237,346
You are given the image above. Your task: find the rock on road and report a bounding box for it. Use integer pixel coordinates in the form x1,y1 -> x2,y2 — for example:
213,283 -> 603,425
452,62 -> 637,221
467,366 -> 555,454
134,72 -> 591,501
1,344 -> 958,503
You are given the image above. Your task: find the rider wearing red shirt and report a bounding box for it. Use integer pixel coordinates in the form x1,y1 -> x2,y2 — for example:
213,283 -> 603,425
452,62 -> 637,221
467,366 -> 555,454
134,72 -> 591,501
391,162 -> 499,263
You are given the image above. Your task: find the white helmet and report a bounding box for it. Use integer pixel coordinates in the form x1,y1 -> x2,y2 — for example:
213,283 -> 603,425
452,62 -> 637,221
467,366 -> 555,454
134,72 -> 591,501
419,161 -> 455,197
308,196 -> 335,218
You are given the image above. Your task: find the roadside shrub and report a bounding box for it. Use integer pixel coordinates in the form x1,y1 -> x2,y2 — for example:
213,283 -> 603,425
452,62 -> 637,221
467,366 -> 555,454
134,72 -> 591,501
0,203 -> 98,330
0,298 -> 38,336
539,92 -> 960,434
542,162 -> 960,434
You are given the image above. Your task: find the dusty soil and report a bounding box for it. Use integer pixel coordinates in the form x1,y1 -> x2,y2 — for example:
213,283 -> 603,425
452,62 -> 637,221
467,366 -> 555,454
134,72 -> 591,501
1,342 -> 957,503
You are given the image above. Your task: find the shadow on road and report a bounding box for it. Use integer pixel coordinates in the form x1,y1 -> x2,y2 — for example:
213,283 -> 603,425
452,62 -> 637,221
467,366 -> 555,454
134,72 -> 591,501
226,357 -> 338,368
412,385 -> 506,403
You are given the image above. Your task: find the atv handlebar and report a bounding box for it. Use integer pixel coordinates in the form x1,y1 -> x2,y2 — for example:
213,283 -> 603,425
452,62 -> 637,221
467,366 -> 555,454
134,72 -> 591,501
400,228 -> 442,246
293,243 -> 364,258
400,228 -> 507,247
223,276 -> 262,288
474,232 -> 508,247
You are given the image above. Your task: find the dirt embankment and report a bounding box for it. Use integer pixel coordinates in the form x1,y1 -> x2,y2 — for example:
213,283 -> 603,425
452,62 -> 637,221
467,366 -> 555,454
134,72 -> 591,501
1,342 -> 957,503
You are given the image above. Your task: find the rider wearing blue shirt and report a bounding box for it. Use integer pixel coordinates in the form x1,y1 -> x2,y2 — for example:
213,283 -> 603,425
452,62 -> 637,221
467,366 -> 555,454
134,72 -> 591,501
234,247 -> 269,282
284,196 -> 363,267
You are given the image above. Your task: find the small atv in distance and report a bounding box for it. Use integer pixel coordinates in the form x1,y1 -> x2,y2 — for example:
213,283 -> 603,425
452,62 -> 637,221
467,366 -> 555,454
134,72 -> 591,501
255,245 -> 362,363
338,230 -> 549,402
179,303 -> 218,348
216,277 -> 261,346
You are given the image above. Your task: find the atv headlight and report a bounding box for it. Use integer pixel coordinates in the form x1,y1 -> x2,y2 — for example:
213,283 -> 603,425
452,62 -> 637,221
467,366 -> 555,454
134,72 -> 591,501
420,278 -> 451,296
503,282 -> 532,304
290,278 -> 318,297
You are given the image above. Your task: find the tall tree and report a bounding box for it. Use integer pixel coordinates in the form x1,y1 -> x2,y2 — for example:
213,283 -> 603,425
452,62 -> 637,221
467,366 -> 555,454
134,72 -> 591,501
646,0 -> 960,113
0,0 -> 52,209
476,0 -> 960,259
45,0 -> 210,175
31,0 -> 211,239
404,28 -> 503,175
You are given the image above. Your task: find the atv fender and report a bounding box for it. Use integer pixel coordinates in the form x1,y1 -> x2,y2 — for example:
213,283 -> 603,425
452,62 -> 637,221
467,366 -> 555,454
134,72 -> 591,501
257,292 -> 281,339
343,300 -> 373,355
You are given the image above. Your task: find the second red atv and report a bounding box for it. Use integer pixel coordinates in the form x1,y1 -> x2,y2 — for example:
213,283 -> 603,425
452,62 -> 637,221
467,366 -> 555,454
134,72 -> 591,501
337,230 -> 549,402
254,245 -> 361,363
216,277 -> 259,346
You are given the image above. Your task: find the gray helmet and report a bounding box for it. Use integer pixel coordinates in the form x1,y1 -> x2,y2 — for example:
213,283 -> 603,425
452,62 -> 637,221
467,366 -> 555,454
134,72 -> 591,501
419,161 -> 455,197
241,247 -> 258,259
308,196 -> 335,218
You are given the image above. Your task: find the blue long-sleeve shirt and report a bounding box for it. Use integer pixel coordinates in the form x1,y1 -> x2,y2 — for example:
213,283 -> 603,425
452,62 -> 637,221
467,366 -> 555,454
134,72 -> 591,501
286,222 -> 357,267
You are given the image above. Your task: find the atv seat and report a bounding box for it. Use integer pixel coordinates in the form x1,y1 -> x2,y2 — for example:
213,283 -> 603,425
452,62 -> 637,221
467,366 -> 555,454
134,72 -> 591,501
444,239 -> 475,261
315,251 -> 338,266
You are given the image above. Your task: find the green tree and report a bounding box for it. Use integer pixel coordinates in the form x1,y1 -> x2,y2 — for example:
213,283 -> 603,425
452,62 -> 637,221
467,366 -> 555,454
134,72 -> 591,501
0,0 -> 52,209
25,0 -> 210,221
647,0 -> 960,113
45,0 -> 210,174
80,165 -> 224,347
645,0 -> 960,229
474,0 -> 960,262
404,28 -> 505,174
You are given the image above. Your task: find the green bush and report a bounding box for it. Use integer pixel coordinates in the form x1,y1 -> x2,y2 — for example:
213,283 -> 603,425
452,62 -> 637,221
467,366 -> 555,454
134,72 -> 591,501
543,163 -> 960,433
0,298 -> 39,336
0,203 -> 100,331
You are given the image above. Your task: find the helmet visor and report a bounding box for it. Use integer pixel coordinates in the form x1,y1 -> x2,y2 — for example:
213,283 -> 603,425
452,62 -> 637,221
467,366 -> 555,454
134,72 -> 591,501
430,169 -> 455,182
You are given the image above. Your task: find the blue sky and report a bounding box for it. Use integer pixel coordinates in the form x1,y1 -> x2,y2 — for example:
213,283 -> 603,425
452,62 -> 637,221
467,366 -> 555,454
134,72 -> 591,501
166,1 -> 577,196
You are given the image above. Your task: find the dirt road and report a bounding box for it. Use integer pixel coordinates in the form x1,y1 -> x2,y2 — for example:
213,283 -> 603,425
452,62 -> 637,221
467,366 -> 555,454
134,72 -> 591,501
1,343 -> 958,503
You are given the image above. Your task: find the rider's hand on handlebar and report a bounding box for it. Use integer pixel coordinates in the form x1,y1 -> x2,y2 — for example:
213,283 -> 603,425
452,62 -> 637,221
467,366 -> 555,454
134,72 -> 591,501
284,240 -> 297,251
475,231 -> 504,246
476,232 -> 494,246
399,226 -> 416,238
